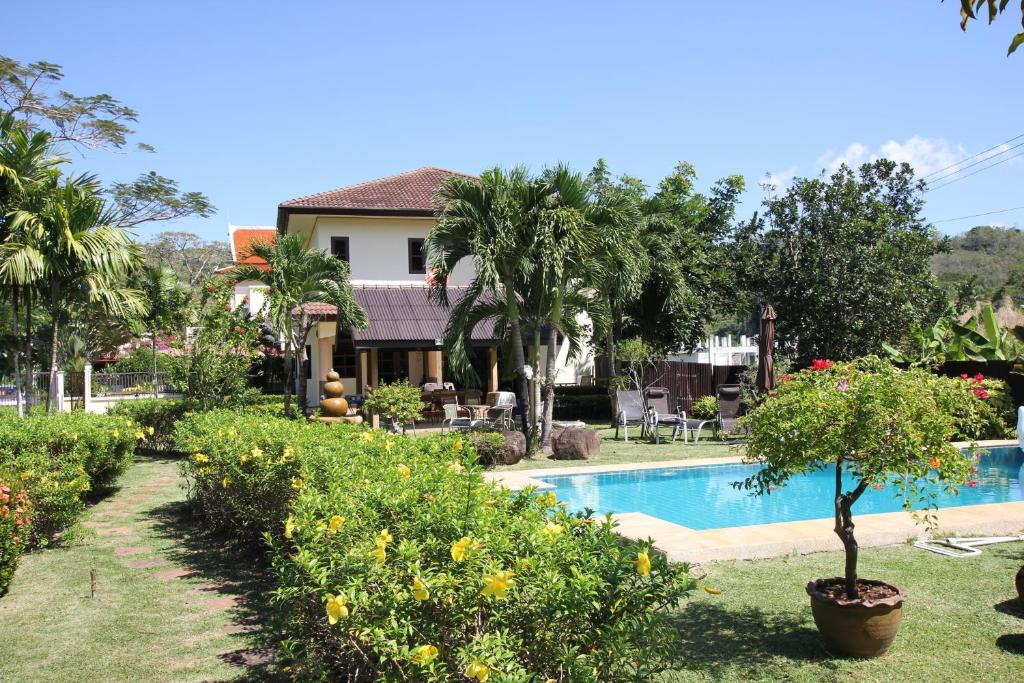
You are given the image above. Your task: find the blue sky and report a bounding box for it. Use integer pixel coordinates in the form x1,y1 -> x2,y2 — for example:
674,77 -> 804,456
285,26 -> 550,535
6,1 -> 1023,242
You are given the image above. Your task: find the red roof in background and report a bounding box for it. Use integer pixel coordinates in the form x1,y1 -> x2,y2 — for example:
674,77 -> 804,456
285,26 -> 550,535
231,227 -> 276,268
278,167 -> 475,214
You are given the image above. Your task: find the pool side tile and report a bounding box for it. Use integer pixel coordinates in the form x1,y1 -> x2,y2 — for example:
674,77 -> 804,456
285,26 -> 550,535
508,455 -> 746,479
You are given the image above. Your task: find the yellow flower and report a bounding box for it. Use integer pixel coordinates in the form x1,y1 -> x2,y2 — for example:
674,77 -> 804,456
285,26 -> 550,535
361,431 -> 375,442
325,593 -> 349,623
19,470 -> 33,480
216,429 -> 223,438
196,467 -> 209,475
384,440 -> 393,453
284,516 -> 295,539
378,528 -> 394,544
450,536 -> 471,562
537,491 -> 557,508
147,426 -> 155,436
631,551 -> 651,577
448,462 -> 464,473
481,570 -> 515,599
454,438 -> 464,451
239,453 -> 249,464
543,679 -> 555,683
412,644 -> 438,664
369,540 -> 387,563
466,661 -> 490,682
291,478 -> 304,491
541,521 -> 564,536
703,586 -> 721,595
328,515 -> 345,533
396,463 -> 411,478
221,476 -> 231,488
134,430 -> 145,440
516,556 -> 532,571
412,576 -> 430,601
227,427 -> 237,438
111,430 -> 119,438
193,453 -> 209,463
279,446 -> 291,461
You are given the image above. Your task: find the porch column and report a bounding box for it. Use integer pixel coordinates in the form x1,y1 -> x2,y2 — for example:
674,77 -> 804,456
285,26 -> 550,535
357,349 -> 368,394
427,350 -> 443,385
369,348 -> 380,428
488,347 -> 499,394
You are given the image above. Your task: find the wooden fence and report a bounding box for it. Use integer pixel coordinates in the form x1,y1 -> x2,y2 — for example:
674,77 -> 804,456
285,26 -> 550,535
595,360 -> 746,412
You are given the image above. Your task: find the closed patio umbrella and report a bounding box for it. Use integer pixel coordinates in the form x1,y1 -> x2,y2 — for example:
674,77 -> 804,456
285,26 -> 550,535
756,305 -> 777,393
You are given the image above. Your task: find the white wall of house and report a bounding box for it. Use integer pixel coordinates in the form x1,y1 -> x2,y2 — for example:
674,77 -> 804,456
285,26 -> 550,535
232,280 -> 269,316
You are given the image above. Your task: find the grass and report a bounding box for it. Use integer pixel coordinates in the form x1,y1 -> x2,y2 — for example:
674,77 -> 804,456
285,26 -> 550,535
0,452 -> 283,682
492,422 -> 743,471
660,541 -> 1024,682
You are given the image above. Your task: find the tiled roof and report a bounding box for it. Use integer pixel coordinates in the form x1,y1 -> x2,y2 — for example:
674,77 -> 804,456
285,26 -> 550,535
278,167 -> 475,214
231,227 -> 276,265
296,285 -> 497,347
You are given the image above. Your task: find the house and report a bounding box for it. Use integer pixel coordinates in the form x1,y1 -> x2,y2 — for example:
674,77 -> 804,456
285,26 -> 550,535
220,224 -> 277,315
270,167 -> 594,407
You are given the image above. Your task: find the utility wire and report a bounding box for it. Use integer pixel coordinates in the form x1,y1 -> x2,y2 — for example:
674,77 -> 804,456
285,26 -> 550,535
926,150 -> 1024,192
932,206 -> 1024,224
920,132 -> 1024,180
924,139 -> 1024,185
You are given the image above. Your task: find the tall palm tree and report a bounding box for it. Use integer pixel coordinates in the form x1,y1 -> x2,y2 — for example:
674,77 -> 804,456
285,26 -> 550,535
10,174 -> 144,411
0,114 -> 66,415
134,264 -> 191,396
228,233 -> 367,416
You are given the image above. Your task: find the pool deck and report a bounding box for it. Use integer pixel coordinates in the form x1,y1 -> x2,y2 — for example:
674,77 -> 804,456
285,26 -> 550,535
485,439 -> 1024,564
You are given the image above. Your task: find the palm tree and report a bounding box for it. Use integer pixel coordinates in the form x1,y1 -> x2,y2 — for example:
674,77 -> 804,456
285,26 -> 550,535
134,264 -> 191,396
10,174 -> 144,411
0,114 -> 66,415
227,233 -> 367,416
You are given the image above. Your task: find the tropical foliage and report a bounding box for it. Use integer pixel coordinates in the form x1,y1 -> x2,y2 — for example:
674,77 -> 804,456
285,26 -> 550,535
361,380 -> 426,432
882,303 -> 1024,365
174,410 -> 702,681
737,358 -> 981,600
952,0 -> 1024,55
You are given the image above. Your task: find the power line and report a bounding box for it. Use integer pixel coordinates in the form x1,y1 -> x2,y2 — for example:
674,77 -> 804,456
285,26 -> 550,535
920,132 -> 1024,180
925,139 -> 1024,185
925,150 -> 1024,192
932,206 -> 1024,224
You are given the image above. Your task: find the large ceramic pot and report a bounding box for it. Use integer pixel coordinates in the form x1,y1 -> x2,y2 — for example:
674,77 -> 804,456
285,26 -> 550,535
1016,565 -> 1024,604
807,578 -> 906,658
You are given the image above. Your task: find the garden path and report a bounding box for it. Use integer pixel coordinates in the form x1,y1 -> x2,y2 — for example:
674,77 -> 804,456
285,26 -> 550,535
0,452 -> 283,682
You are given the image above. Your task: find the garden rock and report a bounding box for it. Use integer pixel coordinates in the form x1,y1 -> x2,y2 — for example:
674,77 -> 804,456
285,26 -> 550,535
500,430 -> 527,465
551,427 -> 600,460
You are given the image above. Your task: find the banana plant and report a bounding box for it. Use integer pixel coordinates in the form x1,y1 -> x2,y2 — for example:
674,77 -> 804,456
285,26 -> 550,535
883,304 -> 1024,365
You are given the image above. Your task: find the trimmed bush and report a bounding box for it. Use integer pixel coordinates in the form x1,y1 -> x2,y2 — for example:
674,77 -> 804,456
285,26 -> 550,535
175,415 -> 702,681
0,412 -> 139,545
0,477 -> 32,595
109,399 -> 188,451
689,395 -> 718,420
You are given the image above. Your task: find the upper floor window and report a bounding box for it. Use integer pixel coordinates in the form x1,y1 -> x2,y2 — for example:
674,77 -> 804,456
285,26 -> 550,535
408,238 -> 426,274
331,236 -> 350,263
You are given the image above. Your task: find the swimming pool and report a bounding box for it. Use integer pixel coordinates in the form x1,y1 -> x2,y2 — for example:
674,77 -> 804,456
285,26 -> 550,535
536,446 -> 1024,530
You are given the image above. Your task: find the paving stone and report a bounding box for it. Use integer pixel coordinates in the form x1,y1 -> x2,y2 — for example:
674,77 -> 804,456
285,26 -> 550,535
205,595 -> 240,611
124,558 -> 166,569
113,546 -> 152,556
219,647 -> 274,667
154,567 -> 197,580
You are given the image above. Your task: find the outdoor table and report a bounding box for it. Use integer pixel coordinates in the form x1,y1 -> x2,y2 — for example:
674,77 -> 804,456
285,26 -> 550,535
462,404 -> 490,420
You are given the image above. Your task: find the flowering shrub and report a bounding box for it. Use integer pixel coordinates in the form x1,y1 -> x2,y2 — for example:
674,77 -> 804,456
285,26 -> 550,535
949,373 -> 1015,440
108,399 -> 187,451
0,412 -> 139,545
737,357 -> 979,600
176,414 -> 701,681
361,380 -> 426,431
0,477 -> 32,595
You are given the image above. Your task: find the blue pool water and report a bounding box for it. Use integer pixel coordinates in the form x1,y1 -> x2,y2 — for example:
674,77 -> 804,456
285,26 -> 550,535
536,446 -> 1024,530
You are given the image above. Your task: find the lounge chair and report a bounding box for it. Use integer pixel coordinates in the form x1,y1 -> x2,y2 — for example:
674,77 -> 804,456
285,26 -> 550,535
615,390 -> 651,441
645,387 -> 687,444
715,384 -> 744,437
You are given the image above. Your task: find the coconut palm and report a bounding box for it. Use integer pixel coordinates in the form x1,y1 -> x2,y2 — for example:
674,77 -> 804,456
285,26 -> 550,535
227,233 -> 367,416
134,264 -> 191,396
9,174 -> 144,411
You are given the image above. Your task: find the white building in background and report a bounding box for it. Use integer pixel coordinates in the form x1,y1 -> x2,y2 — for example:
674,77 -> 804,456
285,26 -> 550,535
670,335 -> 759,366
217,224 -> 276,315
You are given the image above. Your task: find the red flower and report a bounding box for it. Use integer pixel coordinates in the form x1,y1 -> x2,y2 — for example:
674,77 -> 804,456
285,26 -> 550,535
236,327 -> 244,335
779,374 -> 793,384
966,480 -> 978,487
224,305 -> 232,311
973,387 -> 989,400
810,359 -> 833,371
769,390 -> 778,397
928,457 -> 940,469
973,373 -> 984,383
960,373 -> 969,379
871,483 -> 885,490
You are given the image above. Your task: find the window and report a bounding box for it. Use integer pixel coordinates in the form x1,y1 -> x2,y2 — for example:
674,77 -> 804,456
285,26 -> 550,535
305,344 -> 312,379
331,236 -> 350,263
408,238 -> 426,274
332,340 -> 357,378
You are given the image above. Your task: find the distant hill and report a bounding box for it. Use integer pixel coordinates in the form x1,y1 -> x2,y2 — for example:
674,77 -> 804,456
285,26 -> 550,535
931,225 -> 1024,307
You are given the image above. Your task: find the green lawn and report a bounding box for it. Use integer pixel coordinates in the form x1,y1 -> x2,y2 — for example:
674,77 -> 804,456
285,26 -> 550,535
660,542 -> 1024,682
493,422 -> 743,471
0,452 -> 283,682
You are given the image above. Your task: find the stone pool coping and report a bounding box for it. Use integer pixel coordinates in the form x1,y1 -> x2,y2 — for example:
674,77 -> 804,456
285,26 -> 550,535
485,439 -> 1024,564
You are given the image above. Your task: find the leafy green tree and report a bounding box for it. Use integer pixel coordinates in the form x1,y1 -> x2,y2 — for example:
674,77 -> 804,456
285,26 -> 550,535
10,174 -> 144,411
736,160 -> 947,365
134,264 -> 192,396
141,230 -> 231,286
227,233 -> 367,416
951,0 -> 1024,55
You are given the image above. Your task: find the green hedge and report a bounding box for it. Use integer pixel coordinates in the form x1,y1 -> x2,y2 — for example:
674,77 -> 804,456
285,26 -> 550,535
174,411 -> 701,681
0,411 -> 139,594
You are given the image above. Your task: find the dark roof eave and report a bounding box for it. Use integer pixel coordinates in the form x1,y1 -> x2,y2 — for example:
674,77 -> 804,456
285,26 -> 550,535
277,205 -> 436,233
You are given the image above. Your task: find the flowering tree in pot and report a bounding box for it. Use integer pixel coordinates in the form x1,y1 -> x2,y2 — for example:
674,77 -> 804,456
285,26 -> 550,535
736,357 -> 983,657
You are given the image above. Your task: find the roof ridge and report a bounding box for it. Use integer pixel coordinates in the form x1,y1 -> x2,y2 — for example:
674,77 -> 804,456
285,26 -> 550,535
279,167 -> 475,207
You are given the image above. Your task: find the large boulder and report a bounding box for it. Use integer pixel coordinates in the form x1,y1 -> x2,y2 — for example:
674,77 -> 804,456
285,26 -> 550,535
551,427 -> 600,460
499,430 -> 527,465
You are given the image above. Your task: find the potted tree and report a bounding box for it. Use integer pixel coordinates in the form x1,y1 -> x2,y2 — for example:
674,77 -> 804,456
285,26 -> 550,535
737,357 -> 981,658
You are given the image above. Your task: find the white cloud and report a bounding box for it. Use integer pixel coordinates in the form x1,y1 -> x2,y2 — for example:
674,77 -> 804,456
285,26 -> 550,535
761,166 -> 798,195
816,136 -> 968,176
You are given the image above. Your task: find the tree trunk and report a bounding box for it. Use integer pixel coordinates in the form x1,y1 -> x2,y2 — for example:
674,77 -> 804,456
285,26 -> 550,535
283,340 -> 294,417
540,330 -> 560,449
24,288 -> 34,415
47,277 -> 60,413
505,294 -> 531,441
529,328 -> 542,453
297,314 -> 310,415
12,285 -> 22,418
152,327 -> 159,398
605,295 -> 618,420
834,458 -> 869,600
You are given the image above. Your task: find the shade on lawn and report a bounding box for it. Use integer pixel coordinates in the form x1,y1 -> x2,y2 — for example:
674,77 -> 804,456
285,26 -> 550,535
756,304 -> 777,392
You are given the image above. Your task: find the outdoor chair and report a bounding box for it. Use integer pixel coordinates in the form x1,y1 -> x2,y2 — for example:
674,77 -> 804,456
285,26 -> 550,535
441,402 -> 478,433
715,384 -> 745,438
615,390 -> 651,441
483,405 -> 514,431
443,381 -> 455,390
422,382 -> 440,394
644,387 -> 686,444
681,411 -> 717,443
